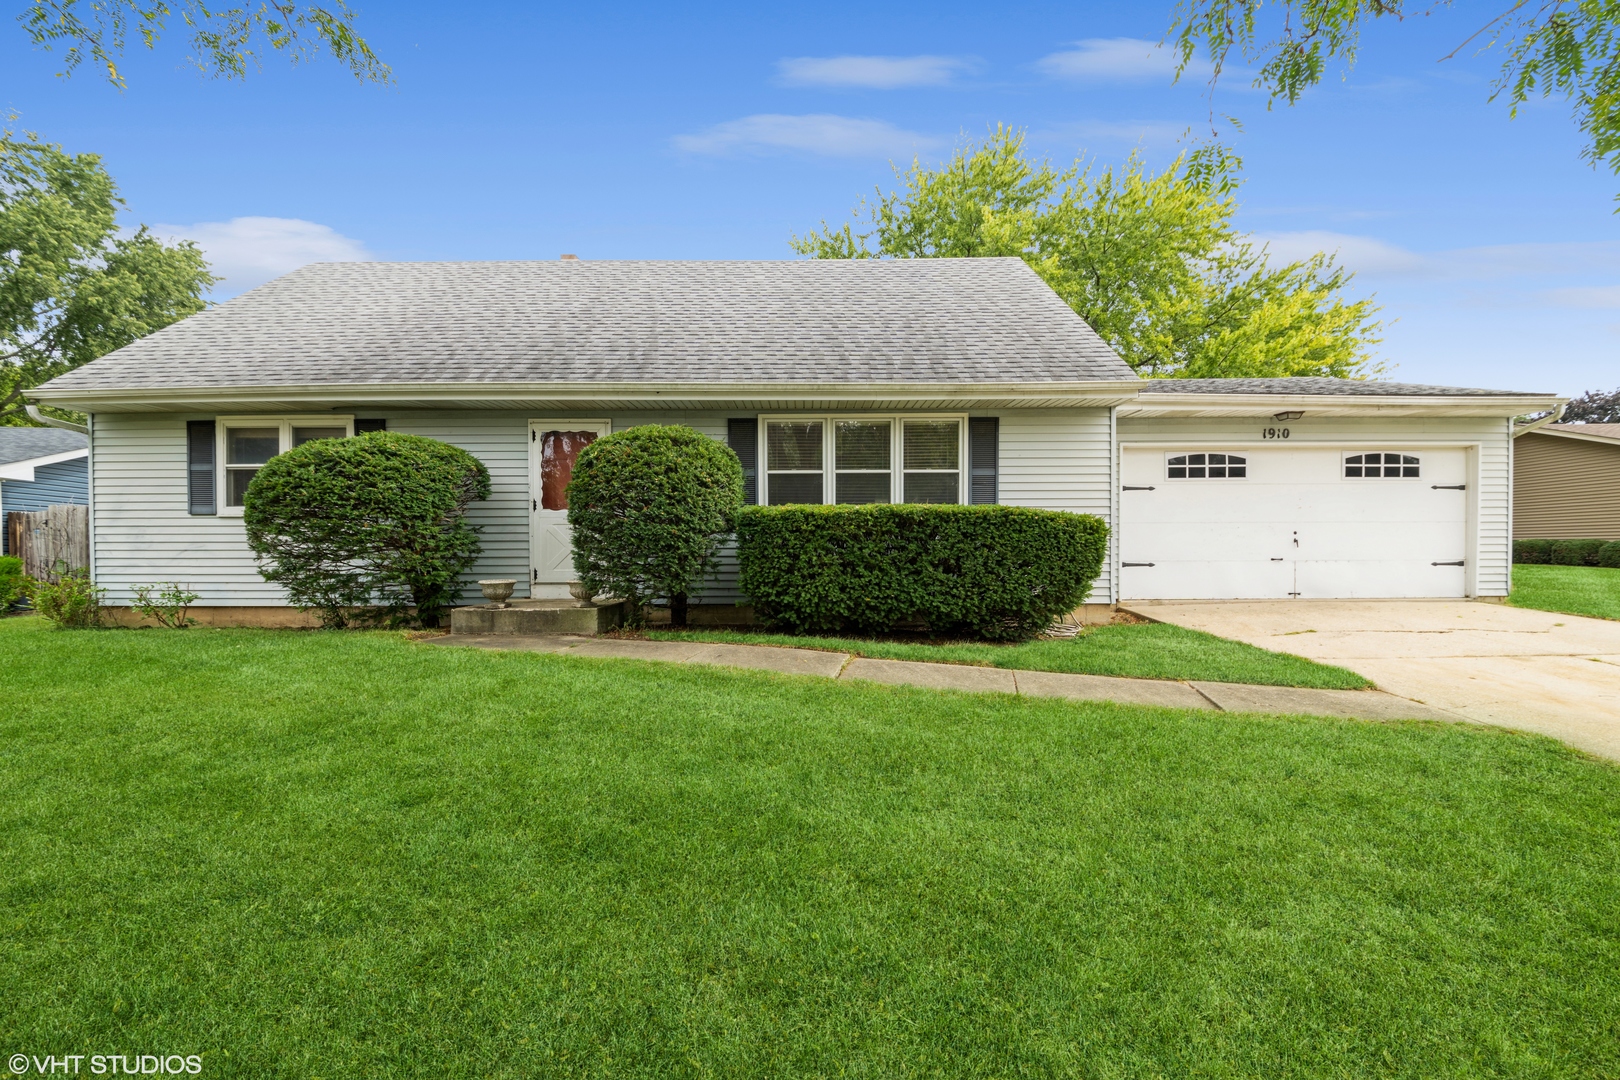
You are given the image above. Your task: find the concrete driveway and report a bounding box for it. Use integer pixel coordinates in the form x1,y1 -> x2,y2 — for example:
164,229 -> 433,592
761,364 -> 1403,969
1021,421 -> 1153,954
1122,600 -> 1620,760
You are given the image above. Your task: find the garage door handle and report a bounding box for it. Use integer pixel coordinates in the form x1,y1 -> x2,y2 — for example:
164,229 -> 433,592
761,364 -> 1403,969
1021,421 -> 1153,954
1431,484 -> 1466,490
1432,560 -> 1465,566
1122,485 -> 1156,491
1122,562 -> 1155,567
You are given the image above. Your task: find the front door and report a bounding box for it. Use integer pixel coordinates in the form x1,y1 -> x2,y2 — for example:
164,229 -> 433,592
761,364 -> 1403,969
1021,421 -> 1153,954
529,419 -> 610,595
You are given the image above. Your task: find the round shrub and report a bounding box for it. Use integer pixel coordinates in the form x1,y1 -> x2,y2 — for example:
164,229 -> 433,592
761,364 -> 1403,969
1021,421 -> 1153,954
1599,541 -> 1620,569
567,425 -> 743,626
1550,539 -> 1608,567
1512,539 -> 1553,565
737,504 -> 1109,640
244,431 -> 491,628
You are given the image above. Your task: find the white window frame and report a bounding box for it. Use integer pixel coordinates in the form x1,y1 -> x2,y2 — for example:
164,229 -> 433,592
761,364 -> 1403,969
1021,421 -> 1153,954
1164,451 -> 1249,480
758,413 -> 969,506
216,415 -> 355,516
1342,450 -> 1422,480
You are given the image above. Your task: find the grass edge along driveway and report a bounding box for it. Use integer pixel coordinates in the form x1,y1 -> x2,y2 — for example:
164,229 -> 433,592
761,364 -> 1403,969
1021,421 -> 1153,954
646,620 -> 1371,689
3,617 -> 1618,1078
1509,563 -> 1620,621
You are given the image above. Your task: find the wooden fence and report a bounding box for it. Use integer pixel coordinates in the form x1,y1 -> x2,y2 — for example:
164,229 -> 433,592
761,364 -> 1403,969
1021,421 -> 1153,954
5,504 -> 90,580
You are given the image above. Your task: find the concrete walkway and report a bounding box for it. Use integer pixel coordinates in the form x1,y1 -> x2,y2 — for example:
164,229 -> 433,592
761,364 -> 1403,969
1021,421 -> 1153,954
1123,600 -> 1620,760
434,633 -> 1461,722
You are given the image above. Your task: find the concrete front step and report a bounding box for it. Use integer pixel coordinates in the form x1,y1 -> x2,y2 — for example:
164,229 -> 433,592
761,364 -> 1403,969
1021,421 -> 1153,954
450,599 -> 626,636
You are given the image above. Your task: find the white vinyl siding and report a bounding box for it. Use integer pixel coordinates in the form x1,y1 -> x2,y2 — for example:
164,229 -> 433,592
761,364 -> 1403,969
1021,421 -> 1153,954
88,408 -> 1117,608
1117,414 -> 1513,597
998,408 -> 1116,604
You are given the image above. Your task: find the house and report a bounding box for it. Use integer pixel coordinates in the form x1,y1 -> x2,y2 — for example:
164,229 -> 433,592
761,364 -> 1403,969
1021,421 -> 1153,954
27,259 -> 1562,624
1513,422 -> 1620,540
1,427 -> 89,557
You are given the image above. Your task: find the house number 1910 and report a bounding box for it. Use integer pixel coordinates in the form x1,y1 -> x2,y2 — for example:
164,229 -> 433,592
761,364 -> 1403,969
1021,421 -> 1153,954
1261,427 -> 1291,439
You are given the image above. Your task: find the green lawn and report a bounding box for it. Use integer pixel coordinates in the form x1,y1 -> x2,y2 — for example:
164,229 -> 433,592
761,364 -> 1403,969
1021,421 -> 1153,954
2,617 -> 1618,1078
1510,563 -> 1620,621
646,620 -> 1371,689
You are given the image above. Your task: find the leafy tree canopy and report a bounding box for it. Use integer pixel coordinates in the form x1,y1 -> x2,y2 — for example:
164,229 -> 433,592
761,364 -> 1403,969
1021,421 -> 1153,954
1561,385 -> 1620,423
2,129 -> 217,425
1169,1 -> 1620,199
19,0 -> 388,86
792,127 -> 1382,379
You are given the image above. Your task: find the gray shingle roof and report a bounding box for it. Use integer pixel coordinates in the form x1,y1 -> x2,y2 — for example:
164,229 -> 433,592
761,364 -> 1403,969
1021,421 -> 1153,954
0,427 -> 87,467
1138,377 -> 1542,397
39,259 -> 1135,393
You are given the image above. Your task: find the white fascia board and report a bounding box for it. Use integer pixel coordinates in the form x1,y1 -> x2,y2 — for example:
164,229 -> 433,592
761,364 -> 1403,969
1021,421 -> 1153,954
1117,393 -> 1564,419
29,379 -> 1148,412
0,447 -> 89,481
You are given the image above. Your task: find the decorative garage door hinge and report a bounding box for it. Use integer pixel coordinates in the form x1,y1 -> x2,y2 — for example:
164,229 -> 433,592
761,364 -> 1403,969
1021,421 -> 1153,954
1432,560 -> 1465,566
1431,484 -> 1466,490
1121,562 -> 1155,567
1122,485 -> 1155,490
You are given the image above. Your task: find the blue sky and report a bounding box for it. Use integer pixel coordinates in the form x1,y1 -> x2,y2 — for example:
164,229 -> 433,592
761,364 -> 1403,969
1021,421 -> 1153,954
2,0 -> 1616,396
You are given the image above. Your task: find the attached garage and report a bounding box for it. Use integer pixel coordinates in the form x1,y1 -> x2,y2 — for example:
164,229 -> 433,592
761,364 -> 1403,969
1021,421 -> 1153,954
1114,379 -> 1559,602
1119,444 -> 1469,600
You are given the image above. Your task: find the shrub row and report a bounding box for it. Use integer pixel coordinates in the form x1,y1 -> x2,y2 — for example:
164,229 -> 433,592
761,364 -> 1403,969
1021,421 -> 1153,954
1513,538 -> 1620,567
735,504 -> 1108,641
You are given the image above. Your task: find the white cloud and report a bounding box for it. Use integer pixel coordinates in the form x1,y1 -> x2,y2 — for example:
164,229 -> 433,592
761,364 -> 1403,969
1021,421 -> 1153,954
1542,285 -> 1620,309
1257,230 -> 1429,275
154,216 -> 371,292
1255,233 -> 1620,284
777,54 -> 974,89
1036,38 -> 1208,83
672,114 -> 936,158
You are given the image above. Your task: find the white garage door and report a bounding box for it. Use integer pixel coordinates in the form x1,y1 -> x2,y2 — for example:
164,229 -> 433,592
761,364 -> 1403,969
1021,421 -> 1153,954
1120,446 -> 1469,600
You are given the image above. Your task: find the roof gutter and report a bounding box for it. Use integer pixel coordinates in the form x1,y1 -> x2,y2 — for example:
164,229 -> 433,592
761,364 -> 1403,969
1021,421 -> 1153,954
1511,402 -> 1567,438
25,404 -> 89,434
27,378 -> 1149,411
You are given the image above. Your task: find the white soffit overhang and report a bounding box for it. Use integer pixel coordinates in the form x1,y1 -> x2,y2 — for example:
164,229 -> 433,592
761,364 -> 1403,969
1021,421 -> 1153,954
28,380 -> 1148,414
1117,392 -> 1564,419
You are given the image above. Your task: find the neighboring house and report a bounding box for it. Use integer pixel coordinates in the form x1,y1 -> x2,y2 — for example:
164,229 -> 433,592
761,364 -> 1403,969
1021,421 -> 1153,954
28,259 -> 1561,622
1513,422 -> 1620,540
0,427 -> 89,557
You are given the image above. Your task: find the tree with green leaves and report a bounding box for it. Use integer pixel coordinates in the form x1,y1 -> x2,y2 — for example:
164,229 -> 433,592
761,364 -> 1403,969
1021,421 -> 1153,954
1169,1 -> 1620,195
19,0 -> 388,86
2,130 -> 218,426
793,127 -> 1382,379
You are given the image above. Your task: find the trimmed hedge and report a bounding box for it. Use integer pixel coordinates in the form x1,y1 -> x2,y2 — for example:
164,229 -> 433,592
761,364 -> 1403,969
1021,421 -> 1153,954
736,504 -> 1108,641
1512,539 -> 1553,565
244,431 -> 490,628
568,425 -> 743,627
1600,541 -> 1620,569
1550,539 -> 1609,567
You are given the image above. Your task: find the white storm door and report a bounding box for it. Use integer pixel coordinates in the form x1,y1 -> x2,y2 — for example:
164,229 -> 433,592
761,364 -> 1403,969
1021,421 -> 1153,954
529,420 -> 610,587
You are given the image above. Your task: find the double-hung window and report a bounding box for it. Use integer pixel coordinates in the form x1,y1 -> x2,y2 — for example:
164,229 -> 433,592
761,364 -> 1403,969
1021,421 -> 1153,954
218,416 -> 353,513
762,416 -> 966,505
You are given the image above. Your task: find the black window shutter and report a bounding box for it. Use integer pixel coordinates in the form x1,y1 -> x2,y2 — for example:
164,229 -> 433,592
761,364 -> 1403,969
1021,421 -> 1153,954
727,418 -> 758,505
187,420 -> 216,515
969,417 -> 998,505
354,418 -> 387,434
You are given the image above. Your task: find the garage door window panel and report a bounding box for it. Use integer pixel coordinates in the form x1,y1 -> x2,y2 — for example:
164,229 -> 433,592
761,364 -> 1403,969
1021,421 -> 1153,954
1167,452 -> 1246,479
1345,452 -> 1420,478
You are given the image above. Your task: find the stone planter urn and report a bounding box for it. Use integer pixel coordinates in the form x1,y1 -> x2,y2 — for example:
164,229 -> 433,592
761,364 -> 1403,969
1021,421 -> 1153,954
568,581 -> 595,602
478,579 -> 516,608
